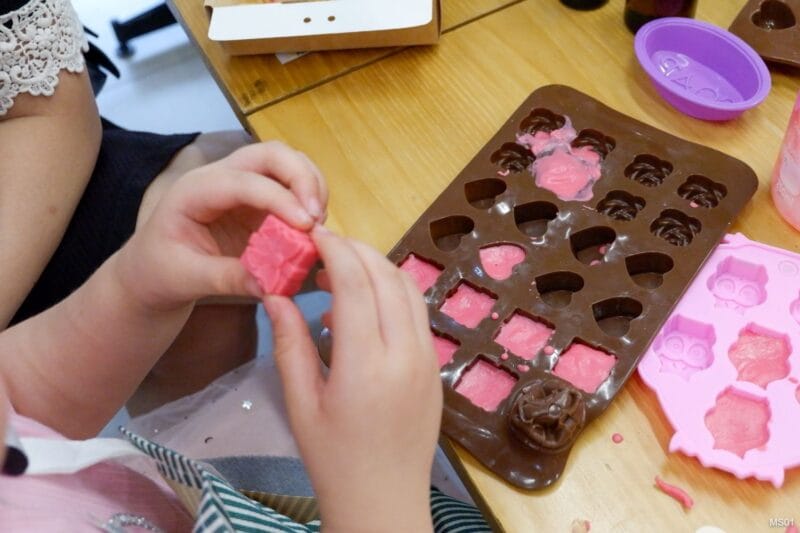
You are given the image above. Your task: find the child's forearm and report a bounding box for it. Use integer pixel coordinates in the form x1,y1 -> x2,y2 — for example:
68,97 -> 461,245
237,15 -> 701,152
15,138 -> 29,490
0,252 -> 191,438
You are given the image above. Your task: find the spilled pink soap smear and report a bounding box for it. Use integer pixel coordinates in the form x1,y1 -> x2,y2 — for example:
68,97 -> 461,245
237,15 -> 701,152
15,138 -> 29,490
517,118 -> 603,202
400,254 -> 443,293
612,433 -> 624,444
728,330 -> 790,388
432,334 -> 459,368
494,314 -> 553,360
440,283 -> 496,328
479,244 -> 525,280
553,344 -> 616,393
455,359 -> 517,412
654,476 -> 694,509
704,389 -> 770,458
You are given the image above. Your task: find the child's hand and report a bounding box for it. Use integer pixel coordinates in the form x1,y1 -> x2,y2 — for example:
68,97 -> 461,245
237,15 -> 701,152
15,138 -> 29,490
115,141 -> 327,312
266,227 -> 441,533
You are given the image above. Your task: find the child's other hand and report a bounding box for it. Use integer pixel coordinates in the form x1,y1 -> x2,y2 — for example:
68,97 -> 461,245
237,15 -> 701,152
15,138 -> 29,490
115,141 -> 327,312
266,228 -> 441,533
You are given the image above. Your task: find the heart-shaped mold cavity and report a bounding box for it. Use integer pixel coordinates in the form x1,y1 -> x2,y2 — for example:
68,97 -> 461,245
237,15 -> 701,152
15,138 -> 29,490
430,215 -> 474,252
570,129 -> 616,159
494,311 -> 554,360
479,243 -> 526,280
625,154 -> 673,187
455,357 -> 518,412
728,325 -> 790,388
535,271 -> 585,308
432,330 -> 460,368
752,0 -> 796,30
678,175 -> 728,208
515,201 -> 558,239
597,190 -> 646,221
465,178 -> 507,209
654,315 -> 716,380
399,253 -> 444,293
625,252 -> 674,289
650,209 -> 701,246
490,143 -> 535,173
705,388 -> 770,458
592,297 -> 643,337
553,342 -> 617,394
707,256 -> 768,311
508,378 -> 586,454
520,108 -> 566,134
570,226 -> 616,265
440,281 -> 497,328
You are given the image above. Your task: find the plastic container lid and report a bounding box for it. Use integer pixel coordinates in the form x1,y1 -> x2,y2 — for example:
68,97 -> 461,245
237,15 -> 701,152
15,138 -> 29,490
634,18 -> 771,121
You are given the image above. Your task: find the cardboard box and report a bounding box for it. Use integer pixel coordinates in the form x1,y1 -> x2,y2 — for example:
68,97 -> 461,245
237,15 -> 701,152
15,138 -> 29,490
206,0 -> 441,56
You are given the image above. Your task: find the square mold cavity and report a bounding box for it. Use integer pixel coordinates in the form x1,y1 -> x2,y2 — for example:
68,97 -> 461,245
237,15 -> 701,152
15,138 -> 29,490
399,253 -> 444,293
494,311 -> 554,361
552,342 -> 617,394
432,331 -> 460,369
439,281 -> 497,328
455,357 -> 518,412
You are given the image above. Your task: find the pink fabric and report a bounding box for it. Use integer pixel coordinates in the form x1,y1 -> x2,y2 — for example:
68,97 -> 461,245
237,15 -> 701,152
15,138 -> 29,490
0,411 -> 193,532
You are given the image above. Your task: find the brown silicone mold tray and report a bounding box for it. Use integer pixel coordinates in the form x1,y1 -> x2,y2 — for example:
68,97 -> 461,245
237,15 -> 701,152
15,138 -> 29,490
730,0 -> 800,67
322,85 -> 757,490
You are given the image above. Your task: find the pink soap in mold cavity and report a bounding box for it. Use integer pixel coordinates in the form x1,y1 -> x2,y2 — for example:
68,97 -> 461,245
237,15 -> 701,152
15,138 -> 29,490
479,244 -> 525,280
639,233 -> 800,487
455,358 -> 517,412
440,282 -> 497,329
494,313 -> 554,361
553,343 -> 616,394
432,332 -> 459,369
400,253 -> 443,293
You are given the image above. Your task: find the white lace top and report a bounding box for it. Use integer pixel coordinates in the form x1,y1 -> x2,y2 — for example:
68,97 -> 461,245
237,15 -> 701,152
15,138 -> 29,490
0,0 -> 87,115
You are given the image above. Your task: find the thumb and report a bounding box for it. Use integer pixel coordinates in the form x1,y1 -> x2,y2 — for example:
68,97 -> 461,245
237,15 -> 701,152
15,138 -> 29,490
264,295 -> 324,414
186,256 -> 263,299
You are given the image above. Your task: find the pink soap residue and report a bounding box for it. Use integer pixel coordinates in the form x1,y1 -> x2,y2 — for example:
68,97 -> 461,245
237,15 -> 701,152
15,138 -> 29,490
543,345 -> 555,355
787,525 -> 799,533
654,476 -> 694,509
517,118 -> 604,202
612,433 -> 624,444
796,384 -> 800,405
455,359 -> 517,412
432,334 -> 459,368
570,519 -> 592,533
728,330 -> 790,388
553,344 -> 616,393
500,352 -> 509,361
479,244 -> 525,280
491,312 -> 500,320
440,283 -> 496,328
517,364 -> 530,373
494,314 -> 553,361
400,254 -> 443,293
704,389 -> 770,458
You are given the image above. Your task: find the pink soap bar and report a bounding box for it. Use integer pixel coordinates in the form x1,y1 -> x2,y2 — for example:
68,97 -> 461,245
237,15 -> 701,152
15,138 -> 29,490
479,244 -> 525,280
728,331 -> 790,388
705,389 -> 770,458
494,314 -> 553,360
455,359 -> 517,412
553,344 -> 616,394
240,215 -> 318,296
432,334 -> 459,369
440,283 -> 496,328
400,254 -> 443,293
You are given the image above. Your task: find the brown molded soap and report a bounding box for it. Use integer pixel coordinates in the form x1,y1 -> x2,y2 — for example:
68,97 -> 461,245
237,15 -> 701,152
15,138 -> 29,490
320,85 -> 757,490
730,0 -> 800,68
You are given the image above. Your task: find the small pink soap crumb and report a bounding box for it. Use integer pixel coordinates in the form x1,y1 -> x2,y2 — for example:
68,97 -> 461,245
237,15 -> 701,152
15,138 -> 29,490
497,169 -> 511,177
598,245 -> 607,255
654,476 -> 694,510
570,519 -> 591,533
553,344 -> 616,393
440,283 -> 496,328
786,525 -> 799,533
455,359 -> 517,412
590,259 -> 602,266
240,215 -> 318,296
479,244 -> 525,280
400,254 -> 443,293
690,201 -> 699,208
491,312 -> 500,320
612,433 -> 624,444
500,352 -> 509,361
432,334 -> 459,369
517,364 -> 530,373
543,345 -> 555,355
494,314 -> 553,360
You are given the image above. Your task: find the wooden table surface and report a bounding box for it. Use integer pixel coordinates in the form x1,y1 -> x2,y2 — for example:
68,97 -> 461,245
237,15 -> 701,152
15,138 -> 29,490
180,0 -> 799,530
167,0 -> 524,119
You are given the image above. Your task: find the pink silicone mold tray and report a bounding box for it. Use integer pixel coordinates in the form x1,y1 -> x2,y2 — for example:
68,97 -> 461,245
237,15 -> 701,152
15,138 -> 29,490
639,233 -> 800,487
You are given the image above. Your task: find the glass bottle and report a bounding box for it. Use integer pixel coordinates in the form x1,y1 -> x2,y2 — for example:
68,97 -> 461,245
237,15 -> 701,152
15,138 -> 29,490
624,0 -> 698,33
560,0 -> 609,10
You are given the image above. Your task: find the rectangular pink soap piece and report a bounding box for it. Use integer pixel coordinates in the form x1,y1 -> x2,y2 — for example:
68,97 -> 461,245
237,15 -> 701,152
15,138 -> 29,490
400,254 -> 443,293
553,344 -> 616,394
455,359 -> 517,412
433,334 -> 459,368
495,314 -> 553,360
440,283 -> 496,328
240,215 -> 318,296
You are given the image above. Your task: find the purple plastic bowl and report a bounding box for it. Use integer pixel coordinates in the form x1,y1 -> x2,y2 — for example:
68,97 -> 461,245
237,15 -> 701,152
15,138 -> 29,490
634,18 -> 771,121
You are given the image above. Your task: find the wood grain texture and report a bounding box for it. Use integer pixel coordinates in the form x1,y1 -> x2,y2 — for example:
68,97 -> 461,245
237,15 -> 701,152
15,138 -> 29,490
167,0 -> 522,119
245,0 -> 799,531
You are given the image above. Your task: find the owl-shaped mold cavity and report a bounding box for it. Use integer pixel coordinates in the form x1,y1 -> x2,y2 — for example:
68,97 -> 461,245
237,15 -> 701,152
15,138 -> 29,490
706,256 -> 768,313
653,315 -> 716,380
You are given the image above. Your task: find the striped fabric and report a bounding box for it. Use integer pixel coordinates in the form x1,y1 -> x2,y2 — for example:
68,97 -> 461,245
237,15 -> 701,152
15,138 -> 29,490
122,429 -> 490,533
